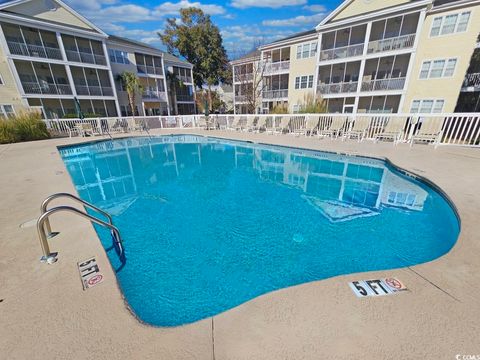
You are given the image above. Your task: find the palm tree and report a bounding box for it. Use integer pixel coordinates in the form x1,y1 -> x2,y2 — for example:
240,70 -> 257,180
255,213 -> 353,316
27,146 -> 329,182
166,72 -> 180,115
119,71 -> 143,117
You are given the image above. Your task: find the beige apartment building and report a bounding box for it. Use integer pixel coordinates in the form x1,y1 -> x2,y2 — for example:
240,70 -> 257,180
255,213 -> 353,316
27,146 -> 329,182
0,0 -> 195,119
232,0 -> 480,114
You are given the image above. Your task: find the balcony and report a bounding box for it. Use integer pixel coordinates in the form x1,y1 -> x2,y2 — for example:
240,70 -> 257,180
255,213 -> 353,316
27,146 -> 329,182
176,94 -> 194,102
143,90 -> 168,101
264,61 -> 290,75
21,81 -> 72,95
462,73 -> 480,91
178,75 -> 192,83
137,64 -> 164,77
319,43 -> 364,62
235,95 -> 247,103
65,49 -> 107,66
234,73 -> 253,82
361,77 -> 406,92
262,89 -> 288,100
317,81 -> 358,95
75,85 -> 114,97
7,41 -> 63,60
367,34 -> 415,54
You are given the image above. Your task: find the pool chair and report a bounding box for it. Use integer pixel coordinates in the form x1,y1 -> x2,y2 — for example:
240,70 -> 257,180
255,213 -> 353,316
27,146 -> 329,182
243,115 -> 257,132
410,117 -> 444,149
374,117 -> 405,145
268,116 -> 291,135
227,117 -> 239,130
343,117 -> 371,142
76,123 -> 101,137
293,116 -> 318,137
253,116 -> 267,132
264,116 -> 276,134
318,116 -> 347,139
196,116 -> 208,129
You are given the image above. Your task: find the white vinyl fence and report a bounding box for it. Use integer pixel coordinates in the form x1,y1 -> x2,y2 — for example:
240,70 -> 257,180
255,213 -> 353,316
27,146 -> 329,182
44,112 -> 480,147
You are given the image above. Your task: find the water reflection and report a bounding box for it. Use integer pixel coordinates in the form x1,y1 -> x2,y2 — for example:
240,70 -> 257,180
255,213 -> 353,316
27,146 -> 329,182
60,136 -> 427,224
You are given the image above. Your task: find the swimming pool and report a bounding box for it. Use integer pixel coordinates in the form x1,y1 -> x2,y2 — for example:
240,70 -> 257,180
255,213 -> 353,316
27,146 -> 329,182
60,136 -> 459,326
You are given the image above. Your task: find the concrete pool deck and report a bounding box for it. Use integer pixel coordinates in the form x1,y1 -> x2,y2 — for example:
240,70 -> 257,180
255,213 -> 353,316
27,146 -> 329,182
1,129 -> 479,359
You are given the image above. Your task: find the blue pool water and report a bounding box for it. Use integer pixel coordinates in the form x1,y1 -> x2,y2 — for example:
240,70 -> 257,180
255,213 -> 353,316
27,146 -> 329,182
60,136 -> 459,326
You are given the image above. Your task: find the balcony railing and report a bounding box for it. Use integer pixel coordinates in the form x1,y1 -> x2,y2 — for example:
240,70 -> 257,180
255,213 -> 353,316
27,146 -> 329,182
361,77 -> 406,92
234,73 -> 254,82
75,85 -> 114,96
143,90 -> 167,101
21,81 -> 72,95
317,81 -> 359,94
65,49 -> 107,66
235,95 -> 247,102
462,73 -> 480,89
176,94 -> 194,102
178,75 -> 192,83
137,64 -> 164,76
264,61 -> 290,74
7,41 -> 62,60
367,34 -> 415,54
319,43 -> 364,61
262,89 -> 288,99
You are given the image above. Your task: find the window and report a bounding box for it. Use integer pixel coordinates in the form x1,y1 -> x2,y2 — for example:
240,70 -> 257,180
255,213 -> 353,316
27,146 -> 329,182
419,61 -> 431,79
419,58 -> 456,79
444,59 -> 457,77
430,60 -> 446,78
108,49 -> 129,64
295,77 -> 300,89
441,14 -> 458,35
0,105 -> 14,118
300,76 -> 308,89
295,75 -> 314,89
430,11 -> 471,37
296,42 -> 317,59
410,99 -> 445,113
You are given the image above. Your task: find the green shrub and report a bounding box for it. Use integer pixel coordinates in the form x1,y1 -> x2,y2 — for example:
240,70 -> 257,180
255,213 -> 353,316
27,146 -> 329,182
271,103 -> 289,114
0,112 -> 50,144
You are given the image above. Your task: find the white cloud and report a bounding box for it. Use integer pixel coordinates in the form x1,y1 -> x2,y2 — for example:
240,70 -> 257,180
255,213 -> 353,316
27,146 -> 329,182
87,4 -> 153,23
303,4 -> 327,12
230,0 -> 306,9
153,1 -> 226,16
262,13 -> 326,27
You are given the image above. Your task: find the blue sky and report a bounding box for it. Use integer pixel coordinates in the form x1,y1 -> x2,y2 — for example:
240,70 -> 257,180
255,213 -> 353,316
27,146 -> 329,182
63,0 -> 343,58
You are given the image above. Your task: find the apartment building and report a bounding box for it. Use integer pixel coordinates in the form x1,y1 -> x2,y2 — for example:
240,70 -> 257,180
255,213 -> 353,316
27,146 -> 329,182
231,0 -> 480,114
0,0 -> 195,119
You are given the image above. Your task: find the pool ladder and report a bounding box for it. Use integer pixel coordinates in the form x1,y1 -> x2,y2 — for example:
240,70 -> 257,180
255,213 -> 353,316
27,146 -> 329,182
37,193 -> 124,264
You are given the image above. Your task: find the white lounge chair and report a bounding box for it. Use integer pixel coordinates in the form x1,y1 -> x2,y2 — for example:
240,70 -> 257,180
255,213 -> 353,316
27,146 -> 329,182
343,117 -> 371,142
243,115 -> 257,132
374,117 -> 405,145
318,116 -> 347,139
253,117 -> 267,132
227,117 -> 240,130
265,116 -> 276,134
75,123 -> 101,137
410,117 -> 444,148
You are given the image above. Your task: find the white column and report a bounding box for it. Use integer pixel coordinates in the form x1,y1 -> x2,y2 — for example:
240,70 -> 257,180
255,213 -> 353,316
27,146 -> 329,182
161,56 -> 171,115
355,21 -> 372,113
102,40 -> 122,116
190,67 -> 197,114
313,32 -> 322,99
56,32 -> 77,97
398,9 -> 426,113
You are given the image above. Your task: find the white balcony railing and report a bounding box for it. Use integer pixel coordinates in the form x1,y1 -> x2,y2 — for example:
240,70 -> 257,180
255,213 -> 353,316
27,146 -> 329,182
234,73 -> 254,82
178,75 -> 192,83
317,81 -> 359,94
21,81 -> 72,95
264,61 -> 290,74
462,73 -> 480,89
142,90 -> 168,101
65,49 -> 107,66
176,94 -> 194,102
319,43 -> 364,61
361,77 -> 406,92
75,85 -> 114,97
7,41 -> 63,60
235,95 -> 247,103
367,34 -> 415,54
137,65 -> 164,76
262,89 -> 288,99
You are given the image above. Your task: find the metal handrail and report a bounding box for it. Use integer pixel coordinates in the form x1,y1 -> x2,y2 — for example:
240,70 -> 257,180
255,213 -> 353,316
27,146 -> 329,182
38,206 -> 124,264
41,192 -> 113,238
